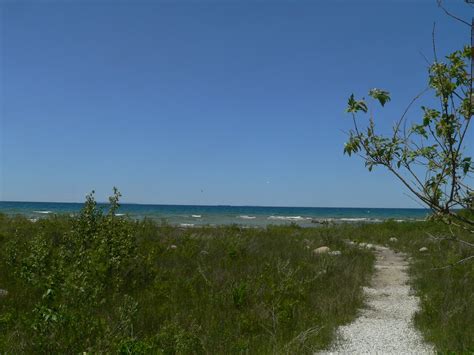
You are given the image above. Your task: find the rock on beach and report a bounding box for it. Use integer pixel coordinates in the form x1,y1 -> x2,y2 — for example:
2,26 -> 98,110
313,246 -> 330,255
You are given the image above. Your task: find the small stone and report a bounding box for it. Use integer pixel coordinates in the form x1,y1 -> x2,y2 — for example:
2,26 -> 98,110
419,247 -> 428,252
200,250 -> 209,255
359,243 -> 367,248
366,243 -> 374,250
170,245 -> 177,250
389,237 -> 398,242
313,246 -> 330,255
0,289 -> 8,297
328,250 -> 342,256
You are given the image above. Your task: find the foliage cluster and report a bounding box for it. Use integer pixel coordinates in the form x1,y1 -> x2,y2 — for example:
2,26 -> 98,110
344,46 -> 473,231
0,189 -> 144,352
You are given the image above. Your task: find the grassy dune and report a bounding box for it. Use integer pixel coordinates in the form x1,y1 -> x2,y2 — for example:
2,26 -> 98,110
1,193 -> 473,353
0,200 -> 374,353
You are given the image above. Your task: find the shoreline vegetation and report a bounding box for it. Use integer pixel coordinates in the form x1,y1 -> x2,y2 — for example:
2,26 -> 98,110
0,193 -> 473,352
23,216 -> 428,226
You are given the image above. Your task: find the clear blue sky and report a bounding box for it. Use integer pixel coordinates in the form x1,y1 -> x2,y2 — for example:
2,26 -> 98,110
1,0 -> 472,207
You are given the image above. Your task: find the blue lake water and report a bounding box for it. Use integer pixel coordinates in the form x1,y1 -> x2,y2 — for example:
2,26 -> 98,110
0,201 -> 430,227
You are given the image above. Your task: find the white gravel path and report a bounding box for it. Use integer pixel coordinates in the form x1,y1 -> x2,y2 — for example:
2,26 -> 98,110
321,245 -> 434,354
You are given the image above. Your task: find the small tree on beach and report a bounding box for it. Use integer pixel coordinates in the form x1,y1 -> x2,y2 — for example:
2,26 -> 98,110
343,4 -> 474,245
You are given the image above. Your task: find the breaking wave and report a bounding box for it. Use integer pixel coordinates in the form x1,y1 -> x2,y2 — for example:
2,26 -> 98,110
268,216 -> 305,221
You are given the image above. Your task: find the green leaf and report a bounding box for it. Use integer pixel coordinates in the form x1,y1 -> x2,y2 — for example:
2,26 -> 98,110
346,94 -> 368,113
365,161 -> 375,172
462,157 -> 472,175
369,88 -> 391,107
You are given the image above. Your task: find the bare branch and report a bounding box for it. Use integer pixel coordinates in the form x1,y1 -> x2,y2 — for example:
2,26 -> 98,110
418,50 -> 431,66
403,192 -> 428,209
432,22 -> 438,63
437,0 -> 471,27
427,232 -> 474,248
392,87 -> 430,142
431,255 -> 474,270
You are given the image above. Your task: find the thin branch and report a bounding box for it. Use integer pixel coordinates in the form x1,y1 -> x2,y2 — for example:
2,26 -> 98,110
392,87 -> 430,142
432,22 -> 438,63
418,50 -> 431,66
431,255 -> 474,270
437,0 -> 471,27
403,162 -> 427,194
387,164 -> 438,210
447,215 -> 474,230
351,113 -> 360,136
403,191 -> 428,209
427,232 -> 474,248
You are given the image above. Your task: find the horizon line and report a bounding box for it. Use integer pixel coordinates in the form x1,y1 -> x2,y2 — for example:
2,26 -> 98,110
0,199 -> 430,210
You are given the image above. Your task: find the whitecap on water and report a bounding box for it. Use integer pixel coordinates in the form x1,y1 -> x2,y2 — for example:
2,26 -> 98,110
268,216 -> 304,221
339,218 -> 369,222
238,215 -> 256,219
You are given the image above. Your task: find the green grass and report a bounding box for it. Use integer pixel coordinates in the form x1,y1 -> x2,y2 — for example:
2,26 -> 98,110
2,194 -> 473,353
0,201 -> 374,353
